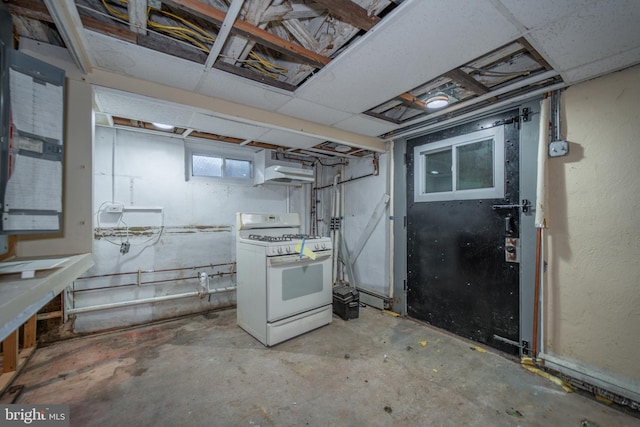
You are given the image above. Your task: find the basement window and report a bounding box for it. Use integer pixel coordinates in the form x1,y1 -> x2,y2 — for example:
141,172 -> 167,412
413,126 -> 504,202
185,143 -> 253,182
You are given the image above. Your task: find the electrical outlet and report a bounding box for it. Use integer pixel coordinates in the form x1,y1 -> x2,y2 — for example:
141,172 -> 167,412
105,204 -> 123,213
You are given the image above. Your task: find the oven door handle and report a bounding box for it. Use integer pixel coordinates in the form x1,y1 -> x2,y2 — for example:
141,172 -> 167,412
268,252 -> 331,266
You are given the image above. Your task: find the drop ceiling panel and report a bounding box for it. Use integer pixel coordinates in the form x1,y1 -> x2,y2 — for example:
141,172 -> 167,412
527,0 -> 640,82
257,129 -> 325,150
277,98 -> 354,126
334,115 -> 398,138
561,46 -> 640,84
498,0 -> 596,30
196,69 -> 293,112
295,0 -> 521,114
85,31 -> 203,92
188,112 -> 269,140
95,89 -> 194,128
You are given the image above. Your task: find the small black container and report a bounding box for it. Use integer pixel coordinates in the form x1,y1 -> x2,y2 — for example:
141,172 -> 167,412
332,285 -> 359,320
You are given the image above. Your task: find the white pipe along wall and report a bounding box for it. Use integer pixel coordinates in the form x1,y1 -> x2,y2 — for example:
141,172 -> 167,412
74,126 -> 307,333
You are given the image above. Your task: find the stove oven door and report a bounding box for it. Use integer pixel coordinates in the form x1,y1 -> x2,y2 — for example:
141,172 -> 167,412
266,251 -> 332,322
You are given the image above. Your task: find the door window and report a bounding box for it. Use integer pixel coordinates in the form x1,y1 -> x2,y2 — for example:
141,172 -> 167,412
414,126 -> 505,202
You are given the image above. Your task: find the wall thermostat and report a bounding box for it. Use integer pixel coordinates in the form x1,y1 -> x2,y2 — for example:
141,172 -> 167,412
548,140 -> 569,157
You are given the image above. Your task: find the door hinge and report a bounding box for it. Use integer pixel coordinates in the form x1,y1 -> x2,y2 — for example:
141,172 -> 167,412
522,107 -> 531,122
403,152 -> 408,165
403,216 -> 407,228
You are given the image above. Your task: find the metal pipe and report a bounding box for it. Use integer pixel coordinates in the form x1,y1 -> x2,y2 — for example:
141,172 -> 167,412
72,272 -> 236,293
388,144 -> 394,301
78,262 -> 236,279
533,227 -> 542,358
67,286 -> 237,315
314,173 -> 376,190
331,173 -> 340,284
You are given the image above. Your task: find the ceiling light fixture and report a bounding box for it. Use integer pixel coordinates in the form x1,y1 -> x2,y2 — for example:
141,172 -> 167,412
334,144 -> 351,153
152,122 -> 174,130
424,93 -> 450,110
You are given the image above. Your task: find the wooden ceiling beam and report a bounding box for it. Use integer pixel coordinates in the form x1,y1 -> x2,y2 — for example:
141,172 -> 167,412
5,0 -> 54,23
445,69 -> 490,95
81,16 -> 138,44
396,92 -> 426,110
166,0 -> 330,68
313,0 -> 380,31
260,3 -> 326,23
127,0 -> 148,35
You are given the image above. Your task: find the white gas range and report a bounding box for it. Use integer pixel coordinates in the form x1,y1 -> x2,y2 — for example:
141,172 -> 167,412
236,212 -> 333,346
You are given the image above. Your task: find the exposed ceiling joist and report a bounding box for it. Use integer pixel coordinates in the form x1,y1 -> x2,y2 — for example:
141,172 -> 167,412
166,0 -> 331,68
396,92 -> 426,109
445,68 -> 490,94
203,0 -> 244,69
260,3 -> 325,24
82,15 -> 138,43
220,0 -> 268,68
43,0 -> 93,73
127,0 -> 147,34
6,0 -> 53,23
314,0 -> 380,31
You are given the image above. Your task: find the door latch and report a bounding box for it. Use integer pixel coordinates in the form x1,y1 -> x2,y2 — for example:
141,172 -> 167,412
492,199 -> 530,213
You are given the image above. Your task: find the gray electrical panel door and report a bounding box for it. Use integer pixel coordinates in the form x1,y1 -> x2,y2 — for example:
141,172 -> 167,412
0,37 -> 65,234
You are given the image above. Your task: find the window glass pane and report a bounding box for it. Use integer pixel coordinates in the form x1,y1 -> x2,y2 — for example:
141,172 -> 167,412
424,149 -> 452,193
192,154 -> 222,177
225,158 -> 252,178
457,139 -> 493,190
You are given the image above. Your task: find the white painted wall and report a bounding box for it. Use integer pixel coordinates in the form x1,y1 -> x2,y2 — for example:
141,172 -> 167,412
545,64 -> 640,398
73,126 -> 307,333
316,154 -> 390,296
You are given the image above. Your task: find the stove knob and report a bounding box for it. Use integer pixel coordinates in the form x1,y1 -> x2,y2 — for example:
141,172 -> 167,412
322,243 -> 326,249
277,247 -> 283,254
286,246 -> 292,253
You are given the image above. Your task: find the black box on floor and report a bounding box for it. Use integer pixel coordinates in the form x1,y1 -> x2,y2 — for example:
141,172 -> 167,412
332,285 -> 359,320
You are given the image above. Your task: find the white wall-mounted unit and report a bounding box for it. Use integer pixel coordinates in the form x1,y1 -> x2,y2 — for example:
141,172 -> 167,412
254,150 -> 314,186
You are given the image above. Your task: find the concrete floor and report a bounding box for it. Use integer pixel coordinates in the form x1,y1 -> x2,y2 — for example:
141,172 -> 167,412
3,306 -> 639,427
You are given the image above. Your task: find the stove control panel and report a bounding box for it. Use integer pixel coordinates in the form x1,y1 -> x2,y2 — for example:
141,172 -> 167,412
265,240 -> 331,257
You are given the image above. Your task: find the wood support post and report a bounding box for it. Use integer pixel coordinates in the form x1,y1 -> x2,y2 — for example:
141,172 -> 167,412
2,330 -> 19,373
23,314 -> 37,348
1,315 -> 38,392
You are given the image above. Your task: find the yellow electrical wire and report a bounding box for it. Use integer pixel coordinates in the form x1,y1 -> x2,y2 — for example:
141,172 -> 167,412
99,0 -> 288,78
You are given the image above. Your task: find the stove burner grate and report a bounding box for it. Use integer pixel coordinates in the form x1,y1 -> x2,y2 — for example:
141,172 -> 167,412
246,233 -> 324,242
282,234 -> 321,240
247,234 -> 292,242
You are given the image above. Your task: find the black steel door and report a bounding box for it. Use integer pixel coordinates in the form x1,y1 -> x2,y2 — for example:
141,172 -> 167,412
406,111 -> 521,354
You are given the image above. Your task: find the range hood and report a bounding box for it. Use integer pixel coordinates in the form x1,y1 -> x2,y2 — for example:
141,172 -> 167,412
254,150 -> 314,185
263,165 -> 314,184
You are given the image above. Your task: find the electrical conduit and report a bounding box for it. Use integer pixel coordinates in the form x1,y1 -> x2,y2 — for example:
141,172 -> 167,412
533,96 -> 550,359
